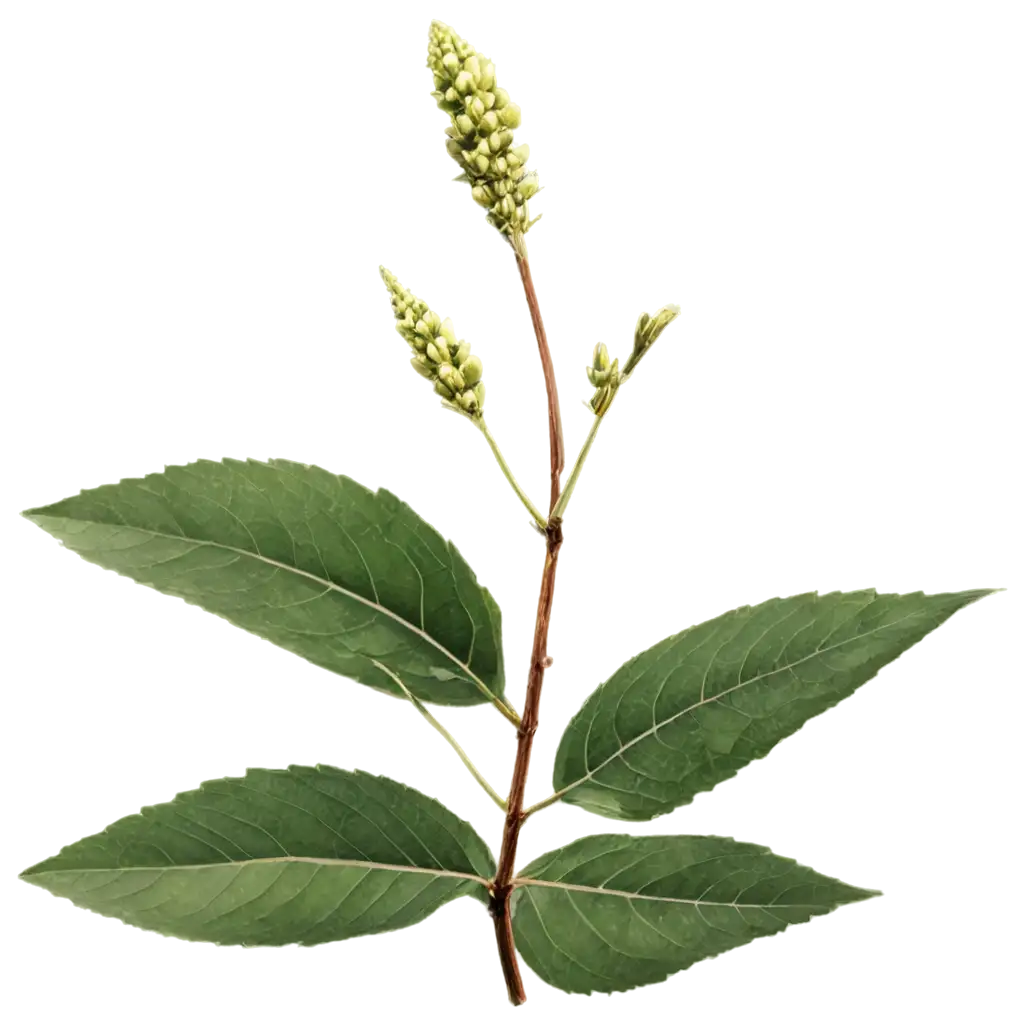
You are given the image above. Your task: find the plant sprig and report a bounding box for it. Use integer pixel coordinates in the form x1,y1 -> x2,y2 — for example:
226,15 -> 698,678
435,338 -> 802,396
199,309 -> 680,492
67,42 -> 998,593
18,20 -> 995,1009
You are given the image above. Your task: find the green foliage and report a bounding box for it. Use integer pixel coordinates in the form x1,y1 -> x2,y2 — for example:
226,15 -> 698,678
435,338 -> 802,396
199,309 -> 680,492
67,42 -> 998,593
24,458 -> 506,709
512,834 -> 875,993
22,767 -> 494,944
553,590 -> 991,820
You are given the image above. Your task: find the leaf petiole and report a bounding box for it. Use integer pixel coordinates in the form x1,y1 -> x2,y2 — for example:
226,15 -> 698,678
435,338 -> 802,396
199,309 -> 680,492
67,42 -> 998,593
519,790 -> 563,819
374,661 -> 508,811
495,697 -> 522,727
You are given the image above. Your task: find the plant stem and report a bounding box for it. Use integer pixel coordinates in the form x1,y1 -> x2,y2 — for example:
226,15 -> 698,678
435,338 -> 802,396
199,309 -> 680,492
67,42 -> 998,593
550,396 -> 614,520
514,245 -> 564,510
489,237 -> 565,1007
375,661 -> 508,812
476,418 -> 547,530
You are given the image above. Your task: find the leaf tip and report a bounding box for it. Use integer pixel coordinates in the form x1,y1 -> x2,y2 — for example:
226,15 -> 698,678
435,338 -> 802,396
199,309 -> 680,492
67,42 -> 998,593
14,503 -> 55,536
18,860 -> 47,882
815,872 -> 881,908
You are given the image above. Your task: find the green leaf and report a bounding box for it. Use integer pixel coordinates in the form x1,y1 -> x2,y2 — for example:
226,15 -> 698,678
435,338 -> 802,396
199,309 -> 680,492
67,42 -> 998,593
553,589 -> 991,820
21,766 -> 495,945
512,833 -> 875,994
25,459 -> 507,709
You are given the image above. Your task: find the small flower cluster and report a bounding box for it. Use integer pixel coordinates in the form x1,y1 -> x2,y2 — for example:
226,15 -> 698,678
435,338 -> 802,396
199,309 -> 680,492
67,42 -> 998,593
624,306 -> 681,376
586,306 -> 681,415
427,21 -> 539,238
380,267 -> 486,417
587,343 -> 619,415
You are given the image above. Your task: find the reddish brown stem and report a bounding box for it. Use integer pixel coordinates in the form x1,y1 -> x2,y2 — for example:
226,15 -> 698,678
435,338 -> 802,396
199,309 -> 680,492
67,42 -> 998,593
489,246 -> 565,1006
489,880 -> 526,1004
515,252 -> 565,510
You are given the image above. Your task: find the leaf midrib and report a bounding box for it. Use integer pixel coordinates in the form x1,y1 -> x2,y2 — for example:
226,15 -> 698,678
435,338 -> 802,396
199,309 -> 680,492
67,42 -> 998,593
31,514 -> 501,706
555,606 -> 925,803
24,855 -> 491,886
512,876 -> 861,909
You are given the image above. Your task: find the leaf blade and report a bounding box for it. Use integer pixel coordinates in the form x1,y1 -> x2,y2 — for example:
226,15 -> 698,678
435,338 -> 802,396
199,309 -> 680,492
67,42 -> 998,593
512,834 -> 875,994
21,766 -> 495,945
24,458 -> 506,708
553,589 -> 992,820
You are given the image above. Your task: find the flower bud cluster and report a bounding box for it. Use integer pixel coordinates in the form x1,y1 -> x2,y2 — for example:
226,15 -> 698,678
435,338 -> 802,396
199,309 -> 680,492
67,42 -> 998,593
427,21 -> 539,238
587,343 -> 620,415
623,305 -> 681,376
380,267 -> 486,418
586,306 -> 680,415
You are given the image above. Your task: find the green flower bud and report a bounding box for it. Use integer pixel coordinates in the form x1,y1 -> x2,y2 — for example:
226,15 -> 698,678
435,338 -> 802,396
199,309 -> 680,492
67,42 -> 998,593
518,173 -> 540,200
590,385 -> 614,415
644,304 -> 681,344
624,304 -> 681,376
460,354 -> 484,386
586,344 -> 621,415
411,355 -> 434,379
589,344 -> 618,387
457,390 -> 478,414
435,336 -> 452,362
438,363 -> 466,392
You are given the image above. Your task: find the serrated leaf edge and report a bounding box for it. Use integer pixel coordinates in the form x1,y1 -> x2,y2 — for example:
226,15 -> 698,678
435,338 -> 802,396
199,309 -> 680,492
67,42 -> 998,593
14,761 -> 495,950
14,761 -> 497,880
17,454 -> 507,704
512,831 -> 880,999
544,589 -> 991,819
